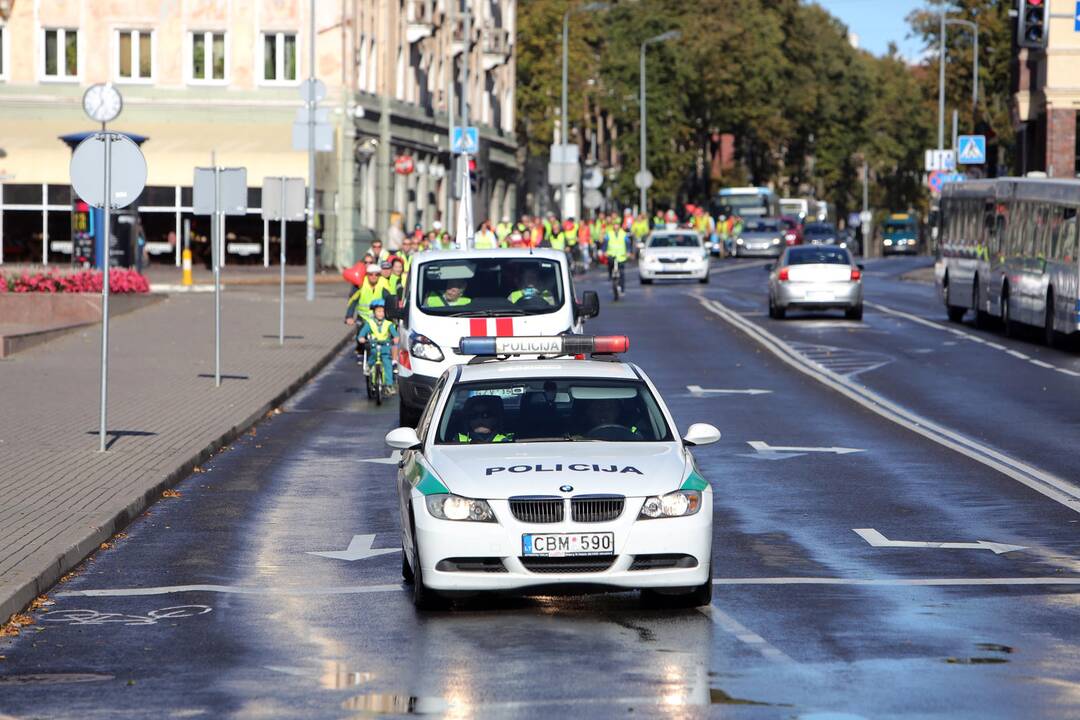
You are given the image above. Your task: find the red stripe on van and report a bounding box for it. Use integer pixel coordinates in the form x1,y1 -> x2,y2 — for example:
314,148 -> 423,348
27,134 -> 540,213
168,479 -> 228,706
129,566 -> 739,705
495,318 -> 514,336
469,319 -> 487,336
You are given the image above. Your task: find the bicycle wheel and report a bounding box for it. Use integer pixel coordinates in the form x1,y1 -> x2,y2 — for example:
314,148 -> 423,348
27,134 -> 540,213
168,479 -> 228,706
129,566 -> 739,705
374,362 -> 383,406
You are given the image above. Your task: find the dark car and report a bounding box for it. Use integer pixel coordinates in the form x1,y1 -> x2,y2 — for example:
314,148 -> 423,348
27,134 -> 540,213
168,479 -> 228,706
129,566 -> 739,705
803,222 -> 839,246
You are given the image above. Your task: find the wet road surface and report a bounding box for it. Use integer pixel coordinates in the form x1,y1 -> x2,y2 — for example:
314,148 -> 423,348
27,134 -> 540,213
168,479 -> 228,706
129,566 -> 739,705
2,257 -> 1080,719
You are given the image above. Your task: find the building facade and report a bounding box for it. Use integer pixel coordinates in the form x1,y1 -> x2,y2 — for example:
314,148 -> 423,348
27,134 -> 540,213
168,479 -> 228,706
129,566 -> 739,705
0,0 -> 517,268
1012,0 -> 1080,177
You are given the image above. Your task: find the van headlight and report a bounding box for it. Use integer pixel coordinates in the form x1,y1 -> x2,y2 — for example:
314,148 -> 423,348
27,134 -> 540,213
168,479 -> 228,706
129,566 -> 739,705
426,494 -> 496,522
638,490 -> 702,519
410,332 -> 444,362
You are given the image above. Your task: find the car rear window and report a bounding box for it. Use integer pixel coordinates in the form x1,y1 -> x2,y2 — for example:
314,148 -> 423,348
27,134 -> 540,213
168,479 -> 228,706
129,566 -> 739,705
785,247 -> 850,265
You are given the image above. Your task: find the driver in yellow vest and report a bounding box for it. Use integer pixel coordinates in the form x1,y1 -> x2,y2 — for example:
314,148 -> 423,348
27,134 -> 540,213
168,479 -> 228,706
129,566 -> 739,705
456,395 -> 514,443
508,267 -> 556,305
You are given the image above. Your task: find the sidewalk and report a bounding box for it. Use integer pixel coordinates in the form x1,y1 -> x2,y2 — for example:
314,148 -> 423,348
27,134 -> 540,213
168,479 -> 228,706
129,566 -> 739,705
0,282 -> 353,623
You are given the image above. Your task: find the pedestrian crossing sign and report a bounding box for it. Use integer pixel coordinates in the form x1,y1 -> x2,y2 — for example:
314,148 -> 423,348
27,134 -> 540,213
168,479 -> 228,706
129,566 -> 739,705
958,135 -> 986,165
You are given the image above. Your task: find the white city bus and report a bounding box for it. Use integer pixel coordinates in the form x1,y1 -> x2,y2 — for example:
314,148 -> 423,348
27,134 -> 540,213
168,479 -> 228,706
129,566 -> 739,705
936,177 -> 1080,346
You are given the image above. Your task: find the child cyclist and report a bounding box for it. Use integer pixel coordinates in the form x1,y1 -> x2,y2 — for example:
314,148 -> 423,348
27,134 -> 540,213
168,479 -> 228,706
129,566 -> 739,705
356,298 -> 399,393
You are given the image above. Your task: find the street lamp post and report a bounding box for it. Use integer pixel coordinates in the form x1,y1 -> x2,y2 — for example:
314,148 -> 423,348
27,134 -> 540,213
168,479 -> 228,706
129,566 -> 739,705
639,30 -> 680,215
938,13 -> 980,152
561,2 -> 608,219
945,18 -> 979,115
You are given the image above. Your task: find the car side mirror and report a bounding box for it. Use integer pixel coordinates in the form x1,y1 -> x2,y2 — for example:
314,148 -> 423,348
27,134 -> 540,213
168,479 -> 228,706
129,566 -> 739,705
577,290 -> 600,319
386,426 -> 421,450
682,423 -> 721,447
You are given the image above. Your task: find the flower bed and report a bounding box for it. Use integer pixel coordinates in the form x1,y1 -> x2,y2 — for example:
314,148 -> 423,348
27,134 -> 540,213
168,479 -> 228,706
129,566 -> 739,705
0,269 -> 150,294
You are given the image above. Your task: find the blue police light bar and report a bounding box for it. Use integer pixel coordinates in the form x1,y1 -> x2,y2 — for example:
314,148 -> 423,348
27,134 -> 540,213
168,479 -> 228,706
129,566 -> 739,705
458,335 -> 629,356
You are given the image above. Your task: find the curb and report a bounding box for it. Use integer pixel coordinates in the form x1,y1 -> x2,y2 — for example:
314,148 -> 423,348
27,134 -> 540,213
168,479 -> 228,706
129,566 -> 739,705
0,329 -> 352,626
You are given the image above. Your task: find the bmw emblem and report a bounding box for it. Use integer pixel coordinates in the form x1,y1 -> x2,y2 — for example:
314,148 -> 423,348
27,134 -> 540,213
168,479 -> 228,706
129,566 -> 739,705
559,484 -> 574,493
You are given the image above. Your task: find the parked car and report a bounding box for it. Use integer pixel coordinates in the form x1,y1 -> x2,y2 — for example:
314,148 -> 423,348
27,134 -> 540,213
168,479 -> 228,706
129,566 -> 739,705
767,245 -> 864,320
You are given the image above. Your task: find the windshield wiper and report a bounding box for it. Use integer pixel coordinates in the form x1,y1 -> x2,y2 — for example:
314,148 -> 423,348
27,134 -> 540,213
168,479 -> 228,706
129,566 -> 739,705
520,435 -> 575,442
448,309 -> 528,317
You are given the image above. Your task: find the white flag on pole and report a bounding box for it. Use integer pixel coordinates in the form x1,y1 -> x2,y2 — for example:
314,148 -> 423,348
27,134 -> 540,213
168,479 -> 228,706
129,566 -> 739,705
456,155 -> 474,249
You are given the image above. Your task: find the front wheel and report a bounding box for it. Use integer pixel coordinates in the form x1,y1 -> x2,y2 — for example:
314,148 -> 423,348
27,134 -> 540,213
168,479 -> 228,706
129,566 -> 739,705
1002,293 -> 1018,338
640,277 -> 653,285
373,366 -> 384,406
845,303 -> 863,321
641,563 -> 712,609
1044,291 -> 1058,348
699,274 -> 710,284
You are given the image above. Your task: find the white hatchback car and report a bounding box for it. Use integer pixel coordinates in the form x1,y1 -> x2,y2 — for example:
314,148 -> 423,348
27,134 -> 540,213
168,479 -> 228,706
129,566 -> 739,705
638,230 -> 710,284
385,335 -> 720,610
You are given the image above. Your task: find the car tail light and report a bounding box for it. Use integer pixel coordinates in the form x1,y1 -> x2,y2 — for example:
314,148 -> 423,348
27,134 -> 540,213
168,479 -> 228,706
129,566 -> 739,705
850,268 -> 861,281
784,232 -> 797,245
778,267 -> 789,282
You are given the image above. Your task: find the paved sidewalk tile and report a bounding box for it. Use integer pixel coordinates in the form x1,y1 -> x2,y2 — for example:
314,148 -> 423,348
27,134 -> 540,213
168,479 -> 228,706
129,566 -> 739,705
0,284 -> 353,622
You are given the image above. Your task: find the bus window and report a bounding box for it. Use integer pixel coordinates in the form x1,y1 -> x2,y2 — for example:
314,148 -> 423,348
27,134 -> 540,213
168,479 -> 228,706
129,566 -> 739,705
1060,209 -> 1077,263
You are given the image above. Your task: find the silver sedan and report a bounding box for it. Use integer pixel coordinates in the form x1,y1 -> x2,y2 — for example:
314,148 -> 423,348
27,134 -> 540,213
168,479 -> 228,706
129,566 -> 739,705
767,245 -> 863,320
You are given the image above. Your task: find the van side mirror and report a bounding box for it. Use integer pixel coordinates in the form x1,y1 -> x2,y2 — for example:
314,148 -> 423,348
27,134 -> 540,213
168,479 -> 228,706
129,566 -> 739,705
576,290 -> 600,319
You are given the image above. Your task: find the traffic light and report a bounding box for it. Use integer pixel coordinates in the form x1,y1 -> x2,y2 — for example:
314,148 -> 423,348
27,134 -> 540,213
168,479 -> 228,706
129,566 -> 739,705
468,157 -> 479,194
1018,0 -> 1047,49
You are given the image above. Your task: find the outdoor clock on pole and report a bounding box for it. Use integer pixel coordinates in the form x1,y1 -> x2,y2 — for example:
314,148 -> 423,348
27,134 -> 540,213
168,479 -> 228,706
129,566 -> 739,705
82,83 -> 123,125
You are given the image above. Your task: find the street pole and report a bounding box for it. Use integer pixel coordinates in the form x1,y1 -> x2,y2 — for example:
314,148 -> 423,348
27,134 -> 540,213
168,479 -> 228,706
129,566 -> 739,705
945,18 -> 979,116
305,0 -> 316,302
212,154 -> 221,388
938,8 -> 946,151
97,130 -> 112,452
562,9 -> 569,217
279,176 -> 287,346
639,43 -> 647,216
952,109 -> 959,154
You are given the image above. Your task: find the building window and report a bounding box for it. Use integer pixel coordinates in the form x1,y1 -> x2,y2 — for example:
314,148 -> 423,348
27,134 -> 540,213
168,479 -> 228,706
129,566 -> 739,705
117,30 -> 153,81
43,28 -> 78,80
189,31 -> 226,82
262,32 -> 297,83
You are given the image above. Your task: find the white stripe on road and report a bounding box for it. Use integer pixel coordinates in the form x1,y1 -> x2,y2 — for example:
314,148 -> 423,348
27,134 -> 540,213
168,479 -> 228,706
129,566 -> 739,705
55,576 -> 1080,599
698,605 -> 794,663
695,295 -> 1080,514
867,301 -> 1078,378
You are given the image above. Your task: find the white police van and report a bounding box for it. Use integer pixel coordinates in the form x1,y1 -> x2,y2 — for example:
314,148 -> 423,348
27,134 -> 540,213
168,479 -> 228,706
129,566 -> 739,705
384,335 -> 720,609
390,249 -> 599,427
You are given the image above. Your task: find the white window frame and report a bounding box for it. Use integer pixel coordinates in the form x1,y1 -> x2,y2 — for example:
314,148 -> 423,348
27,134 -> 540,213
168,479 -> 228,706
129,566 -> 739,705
259,31 -> 300,86
114,29 -> 155,84
0,24 -> 9,81
186,30 -> 229,85
40,27 -> 80,83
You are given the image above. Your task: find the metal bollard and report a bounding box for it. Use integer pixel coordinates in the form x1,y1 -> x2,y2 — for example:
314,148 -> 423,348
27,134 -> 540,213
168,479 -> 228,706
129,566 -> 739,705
181,248 -> 193,286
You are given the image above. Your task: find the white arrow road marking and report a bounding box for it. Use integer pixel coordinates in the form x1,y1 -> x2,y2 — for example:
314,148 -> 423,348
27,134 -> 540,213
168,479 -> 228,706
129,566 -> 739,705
687,385 -> 772,397
853,528 -> 1027,555
362,450 -> 401,465
307,534 -> 400,561
740,440 -> 865,460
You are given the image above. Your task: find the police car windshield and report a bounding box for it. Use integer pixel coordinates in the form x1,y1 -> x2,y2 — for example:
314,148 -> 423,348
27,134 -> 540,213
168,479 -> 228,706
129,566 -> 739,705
418,258 -> 565,316
648,234 -> 699,248
435,379 -> 673,444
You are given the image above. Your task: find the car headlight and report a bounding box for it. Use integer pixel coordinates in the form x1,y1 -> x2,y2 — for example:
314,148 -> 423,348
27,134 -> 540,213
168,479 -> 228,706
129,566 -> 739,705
883,238 -> 893,246
772,237 -> 781,245
410,332 -> 444,362
638,490 -> 702,519
425,493 -> 496,522
735,238 -> 744,245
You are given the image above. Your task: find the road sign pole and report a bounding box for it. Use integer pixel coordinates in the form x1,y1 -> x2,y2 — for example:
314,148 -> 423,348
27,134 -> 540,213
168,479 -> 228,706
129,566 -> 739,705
213,161 -> 222,388
280,176 -> 287,346
639,43 -> 647,216
97,131 -> 113,452
305,0 -> 316,302
938,9 -> 946,151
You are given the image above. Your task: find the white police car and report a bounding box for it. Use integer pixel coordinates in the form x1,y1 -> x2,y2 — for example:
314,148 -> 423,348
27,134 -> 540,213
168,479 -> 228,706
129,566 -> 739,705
385,335 -> 720,609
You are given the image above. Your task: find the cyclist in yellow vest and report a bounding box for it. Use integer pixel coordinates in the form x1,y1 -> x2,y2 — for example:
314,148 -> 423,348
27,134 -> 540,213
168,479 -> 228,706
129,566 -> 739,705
356,298 -> 399,387
456,395 -> 514,443
424,278 -> 472,308
605,224 -> 629,294
345,264 -> 392,329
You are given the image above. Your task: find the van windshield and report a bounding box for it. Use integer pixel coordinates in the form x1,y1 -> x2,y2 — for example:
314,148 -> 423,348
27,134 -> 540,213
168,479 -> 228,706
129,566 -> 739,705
418,258 -> 565,316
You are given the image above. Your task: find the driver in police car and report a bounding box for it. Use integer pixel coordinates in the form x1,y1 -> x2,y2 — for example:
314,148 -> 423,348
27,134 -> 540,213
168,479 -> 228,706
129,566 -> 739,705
508,267 -> 555,305
577,398 -> 640,438
457,395 -> 514,443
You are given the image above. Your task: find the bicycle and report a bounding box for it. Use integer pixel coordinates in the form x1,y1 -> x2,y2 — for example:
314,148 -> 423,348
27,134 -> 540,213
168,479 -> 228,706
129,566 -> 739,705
362,340 -> 394,405
610,256 -> 625,302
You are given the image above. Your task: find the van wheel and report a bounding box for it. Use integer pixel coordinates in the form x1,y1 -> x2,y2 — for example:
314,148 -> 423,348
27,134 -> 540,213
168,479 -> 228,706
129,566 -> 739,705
399,401 -> 421,428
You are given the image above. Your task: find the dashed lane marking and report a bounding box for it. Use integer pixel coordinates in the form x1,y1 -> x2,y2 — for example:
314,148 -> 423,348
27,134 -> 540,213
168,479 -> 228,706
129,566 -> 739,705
55,576 -> 1080,599
698,605 -> 795,663
695,294 -> 1080,514
867,301 -> 1080,378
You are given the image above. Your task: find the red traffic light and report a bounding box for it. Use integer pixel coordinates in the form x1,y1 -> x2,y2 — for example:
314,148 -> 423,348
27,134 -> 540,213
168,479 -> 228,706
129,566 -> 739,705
467,158 -> 477,172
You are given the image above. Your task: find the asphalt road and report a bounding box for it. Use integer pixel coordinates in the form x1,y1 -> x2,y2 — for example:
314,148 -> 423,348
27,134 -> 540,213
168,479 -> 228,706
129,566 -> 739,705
2,257 -> 1079,719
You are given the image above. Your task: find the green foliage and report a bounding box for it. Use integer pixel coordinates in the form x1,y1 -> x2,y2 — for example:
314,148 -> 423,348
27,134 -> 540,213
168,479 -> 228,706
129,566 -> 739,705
516,0 -> 1004,217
